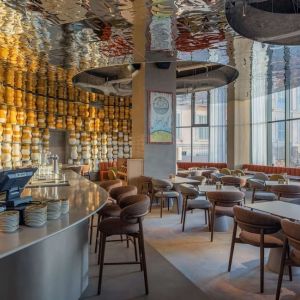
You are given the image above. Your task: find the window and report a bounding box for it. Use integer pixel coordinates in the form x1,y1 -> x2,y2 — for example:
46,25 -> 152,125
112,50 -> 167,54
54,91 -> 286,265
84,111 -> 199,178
176,86 -> 227,162
251,42 -> 300,167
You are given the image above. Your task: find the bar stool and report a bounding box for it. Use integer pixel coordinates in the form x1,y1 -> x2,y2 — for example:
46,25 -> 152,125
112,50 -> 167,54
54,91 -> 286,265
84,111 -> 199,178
228,206 -> 283,293
95,185 -> 138,253
97,194 -> 150,295
207,190 -> 244,242
89,179 -> 123,245
92,180 -> 123,245
151,179 -> 180,218
179,184 -> 211,232
276,219 -> 299,300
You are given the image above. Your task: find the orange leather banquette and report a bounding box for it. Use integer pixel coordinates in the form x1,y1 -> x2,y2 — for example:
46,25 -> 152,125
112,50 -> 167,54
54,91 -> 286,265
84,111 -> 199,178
242,164 -> 300,176
177,162 -> 228,170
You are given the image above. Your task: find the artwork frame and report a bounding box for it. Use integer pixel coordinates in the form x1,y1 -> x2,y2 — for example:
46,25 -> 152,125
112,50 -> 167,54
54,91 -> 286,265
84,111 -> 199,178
147,91 -> 174,144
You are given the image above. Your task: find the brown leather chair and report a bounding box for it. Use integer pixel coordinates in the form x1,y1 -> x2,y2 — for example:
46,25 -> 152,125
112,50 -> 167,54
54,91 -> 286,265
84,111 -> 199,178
220,168 -> 232,175
99,179 -> 123,192
138,176 -> 152,195
151,179 -> 180,218
207,191 -> 244,242
248,179 -> 276,203
276,219 -> 299,300
202,170 -> 215,184
180,184 -> 211,232
269,174 -> 285,181
229,206 -> 283,293
94,185 -> 138,253
97,194 -> 150,295
271,184 -> 300,202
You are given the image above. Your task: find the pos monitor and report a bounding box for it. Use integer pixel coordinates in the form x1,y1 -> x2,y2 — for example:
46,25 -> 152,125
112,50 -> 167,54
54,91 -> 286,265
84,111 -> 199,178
0,168 -> 37,207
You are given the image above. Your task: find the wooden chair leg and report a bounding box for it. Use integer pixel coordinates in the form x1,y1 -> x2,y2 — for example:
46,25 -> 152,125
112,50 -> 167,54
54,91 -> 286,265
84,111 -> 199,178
160,198 -> 163,218
167,198 -> 170,211
182,202 -> 188,232
260,232 -> 265,293
207,209 -> 211,231
210,205 -> 216,242
228,221 -> 238,272
89,214 -> 94,245
276,239 -> 288,300
133,236 -> 138,262
204,210 -> 207,225
97,233 -> 106,295
287,244 -> 293,282
181,196 -> 186,224
176,197 -> 180,215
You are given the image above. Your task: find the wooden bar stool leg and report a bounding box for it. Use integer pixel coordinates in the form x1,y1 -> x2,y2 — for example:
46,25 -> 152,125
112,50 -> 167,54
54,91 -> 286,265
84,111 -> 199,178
139,221 -> 149,294
97,233 -> 107,295
89,214 -> 94,245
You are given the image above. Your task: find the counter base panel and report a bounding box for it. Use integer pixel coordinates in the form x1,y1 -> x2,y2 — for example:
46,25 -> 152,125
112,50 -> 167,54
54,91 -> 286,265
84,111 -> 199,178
0,220 -> 89,300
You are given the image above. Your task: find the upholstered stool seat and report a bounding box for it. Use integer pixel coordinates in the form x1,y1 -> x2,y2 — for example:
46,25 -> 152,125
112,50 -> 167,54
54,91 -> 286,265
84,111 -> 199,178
100,204 -> 121,218
239,231 -> 283,248
99,179 -> 123,192
99,218 -> 139,235
154,191 -> 179,198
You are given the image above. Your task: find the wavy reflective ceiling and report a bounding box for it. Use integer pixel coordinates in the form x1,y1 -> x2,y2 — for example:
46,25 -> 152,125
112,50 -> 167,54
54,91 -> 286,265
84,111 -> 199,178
0,0 -> 299,98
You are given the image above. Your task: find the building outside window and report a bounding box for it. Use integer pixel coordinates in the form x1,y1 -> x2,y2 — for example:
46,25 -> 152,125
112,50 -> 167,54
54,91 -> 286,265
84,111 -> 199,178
251,42 -> 300,167
176,86 -> 227,163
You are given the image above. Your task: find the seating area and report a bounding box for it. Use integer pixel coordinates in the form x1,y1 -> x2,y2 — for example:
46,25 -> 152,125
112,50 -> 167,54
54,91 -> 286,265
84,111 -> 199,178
2,2 -> 300,300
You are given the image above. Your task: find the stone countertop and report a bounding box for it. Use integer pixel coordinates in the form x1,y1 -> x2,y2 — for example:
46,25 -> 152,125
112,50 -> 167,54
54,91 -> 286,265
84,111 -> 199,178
0,170 -> 108,259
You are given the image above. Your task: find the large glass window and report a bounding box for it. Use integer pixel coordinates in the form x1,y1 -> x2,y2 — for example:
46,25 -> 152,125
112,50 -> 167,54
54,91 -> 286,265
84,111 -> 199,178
251,43 -> 300,167
176,86 -> 227,162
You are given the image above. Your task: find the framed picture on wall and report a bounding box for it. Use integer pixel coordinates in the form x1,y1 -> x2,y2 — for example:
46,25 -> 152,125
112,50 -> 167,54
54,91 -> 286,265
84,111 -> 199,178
148,91 -> 174,144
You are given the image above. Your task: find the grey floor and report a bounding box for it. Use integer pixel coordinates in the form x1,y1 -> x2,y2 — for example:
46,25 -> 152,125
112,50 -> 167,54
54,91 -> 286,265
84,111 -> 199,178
81,191 -> 300,300
80,234 -> 210,300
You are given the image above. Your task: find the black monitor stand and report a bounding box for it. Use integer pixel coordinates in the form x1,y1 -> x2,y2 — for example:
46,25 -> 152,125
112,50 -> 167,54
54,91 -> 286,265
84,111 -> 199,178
6,187 -> 32,208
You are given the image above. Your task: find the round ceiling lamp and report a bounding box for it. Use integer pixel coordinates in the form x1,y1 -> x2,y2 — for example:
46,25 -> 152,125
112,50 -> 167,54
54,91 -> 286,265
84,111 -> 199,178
225,0 -> 300,45
72,61 -> 238,96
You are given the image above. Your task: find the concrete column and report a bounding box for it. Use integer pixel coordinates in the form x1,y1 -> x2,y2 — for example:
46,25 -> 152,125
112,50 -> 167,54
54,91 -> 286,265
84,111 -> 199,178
227,37 -> 253,169
132,63 -> 177,178
131,0 -> 177,178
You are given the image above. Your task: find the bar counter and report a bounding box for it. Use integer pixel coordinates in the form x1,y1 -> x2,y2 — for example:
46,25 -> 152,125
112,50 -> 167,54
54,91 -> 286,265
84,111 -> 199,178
0,170 -> 108,300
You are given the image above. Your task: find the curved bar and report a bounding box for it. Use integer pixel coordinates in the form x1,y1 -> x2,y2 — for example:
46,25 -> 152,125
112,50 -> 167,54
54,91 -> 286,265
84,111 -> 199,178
0,170 -> 108,300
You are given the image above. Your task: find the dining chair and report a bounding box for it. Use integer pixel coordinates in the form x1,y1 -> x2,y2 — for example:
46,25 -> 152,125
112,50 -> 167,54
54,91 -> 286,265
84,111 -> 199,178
271,184 -> 300,202
221,176 -> 247,203
228,206 -> 283,293
138,176 -> 153,195
202,170 -> 216,184
211,173 -> 225,184
207,191 -> 244,242
232,169 -> 245,176
248,179 -> 276,203
269,174 -> 285,181
151,179 -> 180,218
220,168 -> 232,175
97,195 -> 150,295
253,172 -> 269,181
179,184 -> 211,232
276,219 -> 300,300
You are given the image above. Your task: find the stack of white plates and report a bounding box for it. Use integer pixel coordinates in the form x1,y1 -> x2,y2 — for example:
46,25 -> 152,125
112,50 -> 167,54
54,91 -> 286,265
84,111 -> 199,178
47,200 -> 61,220
0,211 -> 19,232
24,204 -> 47,227
61,199 -> 69,215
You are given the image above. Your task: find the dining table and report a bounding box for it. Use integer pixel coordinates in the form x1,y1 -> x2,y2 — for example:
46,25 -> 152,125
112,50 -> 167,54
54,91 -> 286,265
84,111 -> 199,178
246,200 -> 300,274
265,180 -> 300,187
